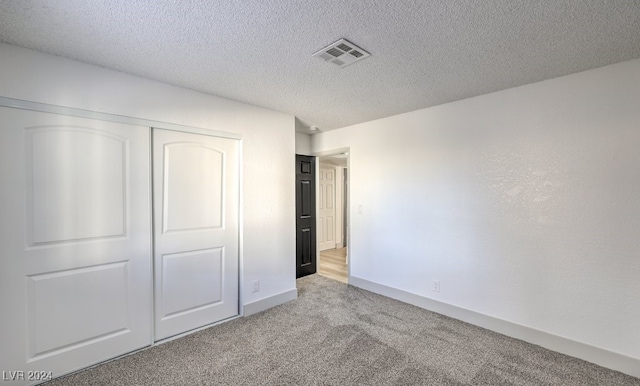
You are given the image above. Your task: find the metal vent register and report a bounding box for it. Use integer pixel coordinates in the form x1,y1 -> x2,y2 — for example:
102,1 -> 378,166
313,39 -> 370,68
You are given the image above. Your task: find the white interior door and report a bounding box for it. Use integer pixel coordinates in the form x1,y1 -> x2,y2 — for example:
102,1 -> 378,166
318,166 -> 337,251
0,107 -> 152,383
153,128 -> 239,341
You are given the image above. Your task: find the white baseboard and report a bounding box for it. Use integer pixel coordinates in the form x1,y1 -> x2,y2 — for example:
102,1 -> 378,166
349,276 -> 640,379
243,288 -> 297,317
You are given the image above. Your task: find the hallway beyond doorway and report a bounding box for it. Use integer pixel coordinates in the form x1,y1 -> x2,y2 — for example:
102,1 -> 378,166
318,248 -> 347,283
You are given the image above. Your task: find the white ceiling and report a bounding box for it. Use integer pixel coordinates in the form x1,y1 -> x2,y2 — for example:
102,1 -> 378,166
1,1 -> 639,134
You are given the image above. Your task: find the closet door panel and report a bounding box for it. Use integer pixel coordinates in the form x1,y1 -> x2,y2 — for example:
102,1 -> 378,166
153,128 -> 239,341
0,107 -> 152,383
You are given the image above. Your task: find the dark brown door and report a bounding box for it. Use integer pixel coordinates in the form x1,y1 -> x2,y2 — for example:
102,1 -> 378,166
296,155 -> 316,278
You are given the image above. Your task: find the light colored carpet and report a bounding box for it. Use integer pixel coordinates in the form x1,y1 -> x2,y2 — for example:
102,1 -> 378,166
46,275 -> 639,385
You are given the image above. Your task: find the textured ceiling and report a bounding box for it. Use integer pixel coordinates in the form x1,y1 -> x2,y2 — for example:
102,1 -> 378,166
1,1 -> 640,133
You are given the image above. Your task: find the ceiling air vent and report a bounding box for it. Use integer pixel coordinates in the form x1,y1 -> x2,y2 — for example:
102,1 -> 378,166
313,38 -> 370,68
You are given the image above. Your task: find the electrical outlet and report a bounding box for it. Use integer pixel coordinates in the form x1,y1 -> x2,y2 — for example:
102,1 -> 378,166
252,280 -> 260,293
433,280 -> 440,292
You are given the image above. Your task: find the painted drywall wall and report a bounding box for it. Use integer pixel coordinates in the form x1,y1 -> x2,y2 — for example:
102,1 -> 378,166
295,132 -> 312,155
312,58 -> 640,362
0,42 -> 296,307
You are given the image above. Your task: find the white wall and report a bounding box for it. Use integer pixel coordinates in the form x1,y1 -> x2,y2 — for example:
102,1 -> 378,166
295,132 -> 312,155
0,43 -> 296,308
312,59 -> 640,367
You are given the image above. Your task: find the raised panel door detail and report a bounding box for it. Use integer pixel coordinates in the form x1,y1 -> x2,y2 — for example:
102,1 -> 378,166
301,229 -> 311,265
301,160 -> 311,174
325,216 -> 335,242
27,262 -> 130,359
325,184 -> 334,209
26,127 -> 127,246
161,248 -> 224,319
301,180 -> 311,217
162,143 -> 224,233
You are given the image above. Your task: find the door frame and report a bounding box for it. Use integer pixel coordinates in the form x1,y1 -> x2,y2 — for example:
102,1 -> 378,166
312,147 -> 351,282
0,96 -> 244,346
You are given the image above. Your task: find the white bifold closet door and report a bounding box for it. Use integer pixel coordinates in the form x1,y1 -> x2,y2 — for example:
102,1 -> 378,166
152,129 -> 239,341
0,107 -> 152,382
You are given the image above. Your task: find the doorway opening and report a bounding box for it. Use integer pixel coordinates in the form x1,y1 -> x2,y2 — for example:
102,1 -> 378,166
316,150 -> 349,283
